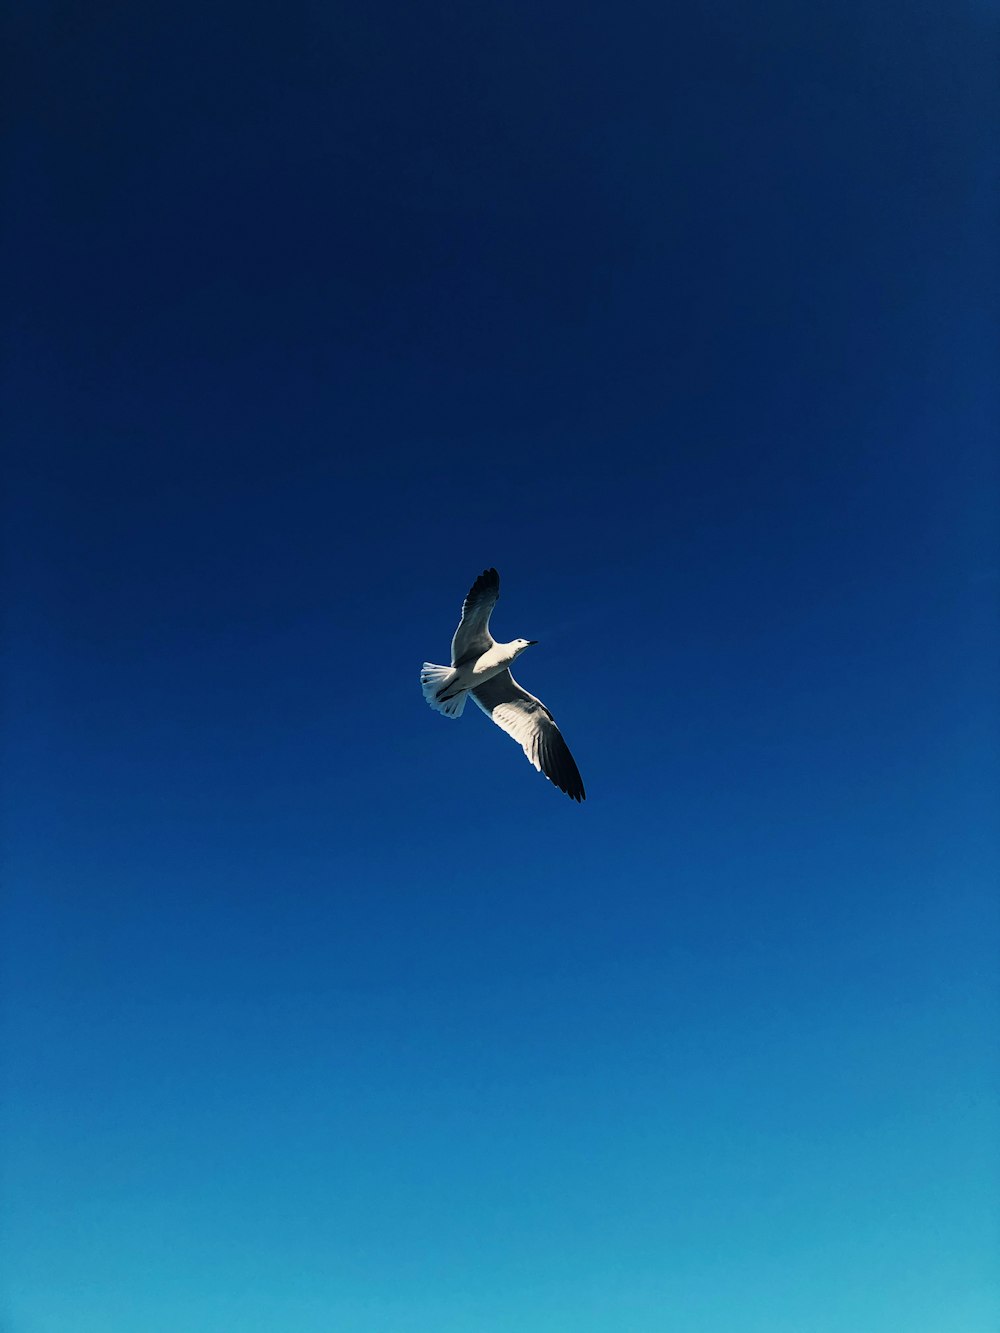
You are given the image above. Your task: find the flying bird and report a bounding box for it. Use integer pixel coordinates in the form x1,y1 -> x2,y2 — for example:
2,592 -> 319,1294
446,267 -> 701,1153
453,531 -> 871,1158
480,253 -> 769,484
420,568 -> 586,802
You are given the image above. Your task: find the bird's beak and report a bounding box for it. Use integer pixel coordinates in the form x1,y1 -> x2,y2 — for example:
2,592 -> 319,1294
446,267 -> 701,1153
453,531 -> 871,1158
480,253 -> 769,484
527,640 -> 538,645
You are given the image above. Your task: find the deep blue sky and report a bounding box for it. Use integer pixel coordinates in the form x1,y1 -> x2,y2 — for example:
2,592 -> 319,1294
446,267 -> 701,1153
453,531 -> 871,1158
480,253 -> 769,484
2,2 -> 998,1331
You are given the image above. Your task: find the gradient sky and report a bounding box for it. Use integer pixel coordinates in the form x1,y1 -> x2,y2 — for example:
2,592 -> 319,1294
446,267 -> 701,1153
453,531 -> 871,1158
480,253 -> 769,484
2,3 -> 998,1331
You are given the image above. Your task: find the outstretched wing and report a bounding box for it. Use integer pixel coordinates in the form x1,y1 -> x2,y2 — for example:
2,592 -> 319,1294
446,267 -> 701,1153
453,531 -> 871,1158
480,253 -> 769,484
471,669 -> 585,802
451,567 -> 500,665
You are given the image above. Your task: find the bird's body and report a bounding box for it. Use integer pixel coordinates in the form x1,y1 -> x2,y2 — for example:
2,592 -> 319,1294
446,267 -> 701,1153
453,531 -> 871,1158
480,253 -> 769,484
431,640 -> 526,701
420,568 -> 586,802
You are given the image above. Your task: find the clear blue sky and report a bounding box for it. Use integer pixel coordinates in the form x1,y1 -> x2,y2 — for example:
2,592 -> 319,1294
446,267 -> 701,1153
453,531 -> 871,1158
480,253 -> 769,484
2,2 -> 997,1331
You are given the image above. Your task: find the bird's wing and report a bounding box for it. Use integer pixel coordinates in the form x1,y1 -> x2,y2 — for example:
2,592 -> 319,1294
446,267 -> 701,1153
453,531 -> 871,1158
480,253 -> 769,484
451,567 -> 500,665
471,669 -> 585,802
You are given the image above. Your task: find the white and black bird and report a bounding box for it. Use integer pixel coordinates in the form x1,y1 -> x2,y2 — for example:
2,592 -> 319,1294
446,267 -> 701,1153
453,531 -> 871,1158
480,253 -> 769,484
421,568 -> 586,802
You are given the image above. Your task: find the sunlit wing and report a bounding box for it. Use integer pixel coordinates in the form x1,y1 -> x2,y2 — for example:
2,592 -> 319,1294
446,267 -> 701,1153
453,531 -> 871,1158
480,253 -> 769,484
471,669 -> 585,802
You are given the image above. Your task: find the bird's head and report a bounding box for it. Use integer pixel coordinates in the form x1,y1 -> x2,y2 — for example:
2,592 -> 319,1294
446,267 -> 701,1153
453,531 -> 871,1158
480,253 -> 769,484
513,638 -> 538,655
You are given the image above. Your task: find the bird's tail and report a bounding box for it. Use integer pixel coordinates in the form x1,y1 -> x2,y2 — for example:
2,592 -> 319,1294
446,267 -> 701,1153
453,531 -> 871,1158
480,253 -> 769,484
420,663 -> 468,718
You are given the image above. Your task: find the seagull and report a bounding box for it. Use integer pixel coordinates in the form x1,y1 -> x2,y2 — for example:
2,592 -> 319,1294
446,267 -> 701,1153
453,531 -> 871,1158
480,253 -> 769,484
420,568 -> 586,802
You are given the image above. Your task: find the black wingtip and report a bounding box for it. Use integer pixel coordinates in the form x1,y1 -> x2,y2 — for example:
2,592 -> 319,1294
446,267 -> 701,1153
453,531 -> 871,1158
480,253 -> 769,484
465,567 -> 500,602
554,769 -> 586,803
